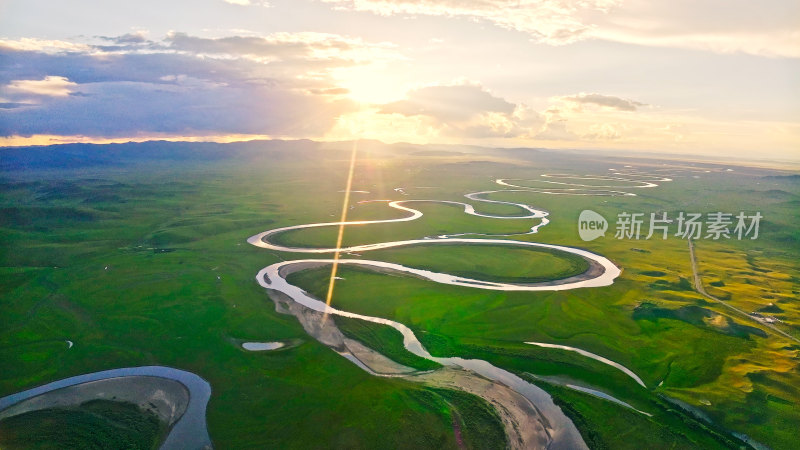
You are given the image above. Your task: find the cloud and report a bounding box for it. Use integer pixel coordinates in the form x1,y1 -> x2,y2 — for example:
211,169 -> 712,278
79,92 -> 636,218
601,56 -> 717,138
2,79 -> 352,137
535,109 -> 577,141
591,0 -> 800,58
375,82 -> 530,137
223,0 -> 270,5
5,76 -> 77,97
322,0 -> 618,45
535,120 -> 576,141
310,87 -> 350,95
321,0 -> 800,57
364,82 -> 546,139
0,38 -> 93,54
165,31 -> 399,66
0,31 -> 393,138
379,83 -> 514,122
562,93 -> 646,111
99,31 -> 150,45
0,102 -> 31,110
583,123 -> 623,140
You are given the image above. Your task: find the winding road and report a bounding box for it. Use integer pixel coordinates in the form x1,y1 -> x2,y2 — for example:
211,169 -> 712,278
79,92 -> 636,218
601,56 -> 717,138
688,239 -> 799,344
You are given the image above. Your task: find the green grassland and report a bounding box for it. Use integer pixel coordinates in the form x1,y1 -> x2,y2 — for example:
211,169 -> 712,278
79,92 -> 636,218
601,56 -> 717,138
360,244 -> 589,284
1,141 -> 798,448
271,201 -> 538,249
0,399 -> 163,450
0,148 -> 473,448
282,152 -> 799,448
412,388 -> 507,450
335,315 -> 442,371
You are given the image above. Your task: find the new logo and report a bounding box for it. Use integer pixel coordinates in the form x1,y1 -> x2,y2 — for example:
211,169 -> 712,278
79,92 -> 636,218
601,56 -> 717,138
578,210 -> 608,241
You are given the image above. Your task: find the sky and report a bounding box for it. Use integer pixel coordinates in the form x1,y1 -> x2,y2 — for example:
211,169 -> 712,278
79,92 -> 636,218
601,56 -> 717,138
0,0 -> 798,160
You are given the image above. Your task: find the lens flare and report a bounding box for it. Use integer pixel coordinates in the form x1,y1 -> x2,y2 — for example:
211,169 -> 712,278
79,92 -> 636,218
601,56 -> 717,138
323,140 -> 359,318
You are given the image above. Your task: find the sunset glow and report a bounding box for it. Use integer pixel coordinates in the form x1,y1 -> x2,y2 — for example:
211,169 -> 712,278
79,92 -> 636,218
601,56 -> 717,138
1,1 -> 798,159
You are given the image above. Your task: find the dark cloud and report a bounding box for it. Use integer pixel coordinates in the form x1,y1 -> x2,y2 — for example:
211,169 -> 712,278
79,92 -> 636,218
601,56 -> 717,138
98,32 -> 150,45
1,79 -> 352,137
167,32 -> 317,59
563,93 -> 647,111
164,32 -> 388,66
0,33 -> 363,138
0,102 -> 30,109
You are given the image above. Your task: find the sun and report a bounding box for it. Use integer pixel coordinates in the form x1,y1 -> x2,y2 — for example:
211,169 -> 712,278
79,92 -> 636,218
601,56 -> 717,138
331,66 -> 408,105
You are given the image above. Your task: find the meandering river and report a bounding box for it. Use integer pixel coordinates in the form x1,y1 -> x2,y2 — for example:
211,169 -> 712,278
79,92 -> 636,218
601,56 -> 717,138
249,172 -> 670,449
0,171 -> 675,449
